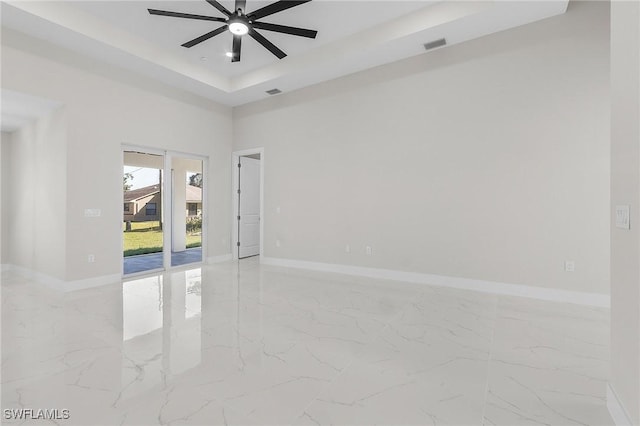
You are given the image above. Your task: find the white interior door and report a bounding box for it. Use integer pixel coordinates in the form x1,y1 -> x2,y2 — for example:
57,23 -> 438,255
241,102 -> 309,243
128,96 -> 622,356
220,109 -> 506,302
238,157 -> 260,258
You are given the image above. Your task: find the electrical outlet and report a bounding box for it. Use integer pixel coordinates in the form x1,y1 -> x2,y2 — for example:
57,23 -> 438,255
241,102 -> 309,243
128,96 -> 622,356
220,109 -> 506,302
345,244 -> 351,253
276,240 -> 281,248
88,254 -> 95,263
366,246 -> 372,256
564,260 -> 575,272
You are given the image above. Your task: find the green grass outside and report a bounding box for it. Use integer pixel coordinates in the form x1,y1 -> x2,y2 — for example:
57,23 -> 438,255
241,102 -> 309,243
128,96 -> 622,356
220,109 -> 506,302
123,221 -> 201,257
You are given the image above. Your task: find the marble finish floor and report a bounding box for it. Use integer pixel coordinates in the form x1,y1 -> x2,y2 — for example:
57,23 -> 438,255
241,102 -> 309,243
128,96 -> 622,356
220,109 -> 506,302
1,259 -> 612,425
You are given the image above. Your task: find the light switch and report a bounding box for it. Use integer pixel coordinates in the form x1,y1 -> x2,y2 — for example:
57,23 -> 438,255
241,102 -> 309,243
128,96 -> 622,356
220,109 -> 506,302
84,208 -> 101,217
615,205 -> 630,230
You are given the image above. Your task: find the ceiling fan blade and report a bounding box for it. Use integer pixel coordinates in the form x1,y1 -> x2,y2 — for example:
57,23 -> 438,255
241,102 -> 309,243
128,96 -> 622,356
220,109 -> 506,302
248,0 -> 312,21
235,0 -> 247,13
249,28 -> 286,59
148,9 -> 226,22
205,0 -> 232,16
232,35 -> 242,62
252,22 -> 317,38
182,25 -> 228,48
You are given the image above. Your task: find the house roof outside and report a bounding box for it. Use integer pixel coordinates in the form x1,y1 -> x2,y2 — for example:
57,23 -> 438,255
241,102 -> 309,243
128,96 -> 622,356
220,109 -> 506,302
124,184 -> 159,202
186,185 -> 202,203
124,184 -> 202,203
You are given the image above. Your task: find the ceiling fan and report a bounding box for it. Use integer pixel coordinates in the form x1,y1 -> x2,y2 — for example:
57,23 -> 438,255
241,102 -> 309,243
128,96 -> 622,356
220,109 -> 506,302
148,0 -> 318,62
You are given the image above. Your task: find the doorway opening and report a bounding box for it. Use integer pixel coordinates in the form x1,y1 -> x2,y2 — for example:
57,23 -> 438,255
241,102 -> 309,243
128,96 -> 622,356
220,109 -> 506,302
232,149 -> 263,260
122,148 -> 207,276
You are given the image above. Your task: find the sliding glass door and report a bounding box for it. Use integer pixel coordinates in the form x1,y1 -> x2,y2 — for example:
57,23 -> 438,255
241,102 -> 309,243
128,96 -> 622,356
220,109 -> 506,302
170,156 -> 204,268
123,150 -> 165,275
122,149 -> 206,275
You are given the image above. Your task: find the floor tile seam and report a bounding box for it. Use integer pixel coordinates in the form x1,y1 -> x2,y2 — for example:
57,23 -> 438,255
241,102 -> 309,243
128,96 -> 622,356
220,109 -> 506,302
480,293 -> 500,425
279,293 -> 423,425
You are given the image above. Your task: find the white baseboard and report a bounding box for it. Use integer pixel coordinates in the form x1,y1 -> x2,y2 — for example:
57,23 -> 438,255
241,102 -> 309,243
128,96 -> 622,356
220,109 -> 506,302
260,257 -> 610,308
3,264 -> 120,292
4,255 -> 234,292
207,253 -> 232,264
63,274 -> 122,292
607,383 -> 634,426
6,264 -> 65,290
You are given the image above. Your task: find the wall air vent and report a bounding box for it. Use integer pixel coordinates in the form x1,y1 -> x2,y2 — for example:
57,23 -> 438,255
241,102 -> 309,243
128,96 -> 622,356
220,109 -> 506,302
266,88 -> 282,95
424,38 -> 447,51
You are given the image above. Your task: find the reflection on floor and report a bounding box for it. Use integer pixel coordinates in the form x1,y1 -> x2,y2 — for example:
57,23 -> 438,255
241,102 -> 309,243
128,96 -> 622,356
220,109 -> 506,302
123,247 -> 202,274
1,258 -> 613,425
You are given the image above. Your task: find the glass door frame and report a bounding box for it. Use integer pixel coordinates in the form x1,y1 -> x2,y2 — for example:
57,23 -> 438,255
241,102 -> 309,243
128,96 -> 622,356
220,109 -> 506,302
122,144 -> 209,276
165,150 -> 208,270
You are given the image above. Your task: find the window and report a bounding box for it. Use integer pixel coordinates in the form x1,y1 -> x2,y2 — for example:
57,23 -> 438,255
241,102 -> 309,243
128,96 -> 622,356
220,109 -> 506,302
146,203 -> 157,216
124,203 -> 130,212
188,203 -> 197,216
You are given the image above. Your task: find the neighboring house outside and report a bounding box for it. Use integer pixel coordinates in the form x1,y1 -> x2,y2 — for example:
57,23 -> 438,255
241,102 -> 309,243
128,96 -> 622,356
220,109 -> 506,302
123,184 -> 202,222
124,184 -> 161,222
186,185 -> 202,218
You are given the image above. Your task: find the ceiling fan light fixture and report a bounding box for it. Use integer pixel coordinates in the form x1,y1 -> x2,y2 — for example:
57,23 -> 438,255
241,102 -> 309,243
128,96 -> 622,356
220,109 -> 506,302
149,0 -> 318,62
229,21 -> 249,36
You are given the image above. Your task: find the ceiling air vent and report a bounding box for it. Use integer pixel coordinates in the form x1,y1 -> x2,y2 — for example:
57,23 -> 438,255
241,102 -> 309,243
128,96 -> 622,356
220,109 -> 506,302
266,88 -> 282,95
424,38 -> 447,51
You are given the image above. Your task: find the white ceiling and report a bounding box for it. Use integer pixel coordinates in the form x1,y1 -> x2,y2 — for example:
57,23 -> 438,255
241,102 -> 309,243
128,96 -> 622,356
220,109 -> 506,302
1,1 -> 569,107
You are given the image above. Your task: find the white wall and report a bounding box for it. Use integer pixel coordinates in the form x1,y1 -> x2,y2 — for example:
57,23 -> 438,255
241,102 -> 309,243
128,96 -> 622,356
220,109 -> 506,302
610,0 -> 640,423
1,30 -> 233,282
3,109 -> 68,279
234,1 -> 610,294
0,131 -> 9,267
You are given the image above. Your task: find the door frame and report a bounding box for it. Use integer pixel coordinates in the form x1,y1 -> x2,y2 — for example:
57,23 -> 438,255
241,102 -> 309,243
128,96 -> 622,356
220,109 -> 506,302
231,148 -> 264,261
121,144 -> 208,276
